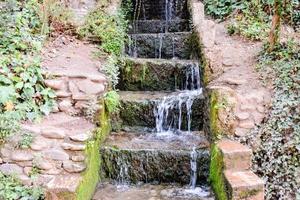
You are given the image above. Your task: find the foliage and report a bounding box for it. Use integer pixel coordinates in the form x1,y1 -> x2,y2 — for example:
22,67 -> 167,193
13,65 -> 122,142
40,0 -> 73,35
223,0 -> 300,40
78,7 -> 128,56
0,0 -> 56,122
0,172 -> 44,200
0,112 -> 20,143
104,90 -> 120,114
242,40 -> 300,199
204,0 -> 241,20
17,133 -> 34,149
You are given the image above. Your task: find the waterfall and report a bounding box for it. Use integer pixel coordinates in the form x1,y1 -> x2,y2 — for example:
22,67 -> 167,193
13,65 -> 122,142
154,64 -> 202,134
190,147 -> 198,189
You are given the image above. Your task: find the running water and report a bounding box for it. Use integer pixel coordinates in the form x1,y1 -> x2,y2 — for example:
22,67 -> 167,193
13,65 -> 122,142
154,64 -> 202,134
190,147 -> 198,189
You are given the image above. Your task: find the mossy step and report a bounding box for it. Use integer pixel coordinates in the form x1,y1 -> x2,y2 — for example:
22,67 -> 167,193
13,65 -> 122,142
100,131 -> 210,184
126,32 -> 192,59
128,19 -> 191,33
117,58 -> 201,91
112,91 -> 204,131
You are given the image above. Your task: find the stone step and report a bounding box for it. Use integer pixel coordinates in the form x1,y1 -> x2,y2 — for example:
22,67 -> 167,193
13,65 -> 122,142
126,32 -> 192,59
128,20 -> 191,33
224,170 -> 264,200
112,90 -> 204,131
127,0 -> 190,21
93,182 -> 214,200
100,131 -> 210,185
117,58 -> 201,91
217,139 -> 252,171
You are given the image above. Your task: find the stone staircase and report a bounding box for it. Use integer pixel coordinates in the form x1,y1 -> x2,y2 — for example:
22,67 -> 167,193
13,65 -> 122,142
93,0 -> 214,199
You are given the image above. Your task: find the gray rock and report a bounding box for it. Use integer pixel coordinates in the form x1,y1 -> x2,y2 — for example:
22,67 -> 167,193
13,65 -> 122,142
69,133 -> 91,142
61,142 -> 86,151
0,163 -> 23,175
63,161 -> 86,173
42,149 -> 70,161
11,150 -> 34,161
41,128 -> 66,139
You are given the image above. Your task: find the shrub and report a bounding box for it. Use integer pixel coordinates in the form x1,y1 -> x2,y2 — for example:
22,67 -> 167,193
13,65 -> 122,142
0,172 -> 44,200
104,90 -> 120,114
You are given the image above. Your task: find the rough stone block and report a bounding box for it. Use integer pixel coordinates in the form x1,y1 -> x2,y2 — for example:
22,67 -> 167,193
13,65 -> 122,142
217,139 -> 252,171
224,170 -> 264,200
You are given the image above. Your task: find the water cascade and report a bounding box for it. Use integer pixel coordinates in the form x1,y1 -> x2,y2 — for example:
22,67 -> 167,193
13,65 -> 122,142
97,0 -> 214,198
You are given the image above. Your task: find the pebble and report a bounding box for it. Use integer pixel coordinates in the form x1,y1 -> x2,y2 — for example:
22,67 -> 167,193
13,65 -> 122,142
11,151 -> 33,161
71,155 -> 85,162
0,163 -> 23,175
42,149 -> 69,161
63,161 -> 86,173
70,133 -> 90,142
41,128 -> 66,139
62,143 -> 86,151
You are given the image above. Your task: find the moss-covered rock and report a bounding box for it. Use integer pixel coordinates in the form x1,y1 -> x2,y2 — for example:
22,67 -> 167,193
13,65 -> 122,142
117,58 -> 201,91
209,144 -> 228,200
75,100 -> 111,200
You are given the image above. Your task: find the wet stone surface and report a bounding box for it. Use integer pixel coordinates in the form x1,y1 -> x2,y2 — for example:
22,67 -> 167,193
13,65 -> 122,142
128,20 -> 191,34
100,131 -> 210,184
126,32 -> 192,59
113,91 -> 204,131
117,58 -> 201,91
93,183 -> 214,200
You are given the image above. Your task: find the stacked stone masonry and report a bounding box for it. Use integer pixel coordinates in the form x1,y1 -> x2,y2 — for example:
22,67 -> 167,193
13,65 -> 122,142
191,1 -> 271,138
218,139 -> 264,200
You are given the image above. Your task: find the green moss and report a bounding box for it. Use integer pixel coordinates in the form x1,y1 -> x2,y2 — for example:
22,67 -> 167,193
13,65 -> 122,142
75,101 -> 111,200
209,144 -> 228,200
239,189 -> 260,199
210,90 -> 221,140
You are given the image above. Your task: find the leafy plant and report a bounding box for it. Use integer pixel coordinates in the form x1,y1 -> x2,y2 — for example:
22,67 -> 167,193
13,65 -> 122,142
0,112 -> 20,143
204,0 -> 241,20
17,133 -> 34,149
78,7 -> 128,56
0,172 -> 44,200
104,90 -> 120,114
0,0 -> 56,121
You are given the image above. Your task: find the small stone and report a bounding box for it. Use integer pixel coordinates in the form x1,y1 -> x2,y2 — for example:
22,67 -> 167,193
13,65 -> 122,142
235,128 -> 249,137
69,133 -> 90,142
30,137 -> 49,151
88,75 -> 106,83
35,174 -> 55,187
68,81 -> 79,94
235,112 -> 250,120
63,161 -> 86,173
43,149 -> 69,161
239,120 -> 255,129
74,101 -> 88,109
56,91 -> 72,98
21,125 -> 41,134
35,159 -> 53,170
58,99 -> 73,112
23,167 -> 32,176
42,168 -> 62,175
71,155 -> 85,162
19,174 -> 32,186
223,77 -> 246,85
46,174 -> 81,193
77,79 -> 105,95
253,112 -> 264,124
0,163 -> 23,175
41,128 -> 66,139
45,79 -> 66,90
257,105 -> 265,113
11,150 -> 33,161
72,93 -> 92,101
61,142 -> 86,151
